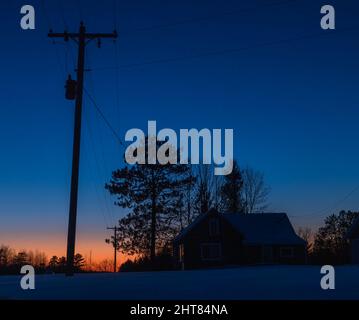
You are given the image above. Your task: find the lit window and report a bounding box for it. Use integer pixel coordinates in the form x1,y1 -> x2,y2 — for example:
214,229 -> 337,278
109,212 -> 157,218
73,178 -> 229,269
201,243 -> 222,261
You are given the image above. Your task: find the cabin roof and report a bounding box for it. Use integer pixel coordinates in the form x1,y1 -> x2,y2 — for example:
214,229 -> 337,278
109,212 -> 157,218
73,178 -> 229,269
222,212 -> 305,245
173,213 -> 208,243
174,210 -> 305,245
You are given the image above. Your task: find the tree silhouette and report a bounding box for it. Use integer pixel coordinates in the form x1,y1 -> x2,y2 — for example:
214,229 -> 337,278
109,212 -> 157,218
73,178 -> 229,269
220,160 -> 244,213
297,227 -> 313,254
241,166 -> 270,213
13,251 -> 28,266
193,164 -> 221,214
106,138 -> 192,260
73,253 -> 85,271
49,256 -> 59,271
56,256 -> 67,273
312,210 -> 359,264
0,245 -> 15,268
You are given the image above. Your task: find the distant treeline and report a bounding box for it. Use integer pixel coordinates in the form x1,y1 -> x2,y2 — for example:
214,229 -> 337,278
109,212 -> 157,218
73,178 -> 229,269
0,246 -> 121,275
0,249 -> 86,275
306,210 -> 359,265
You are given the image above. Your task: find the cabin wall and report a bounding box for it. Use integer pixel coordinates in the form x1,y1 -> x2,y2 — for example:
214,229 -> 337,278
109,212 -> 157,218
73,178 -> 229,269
173,213 -> 306,269
240,245 -> 306,264
174,213 -> 243,269
273,245 -> 306,264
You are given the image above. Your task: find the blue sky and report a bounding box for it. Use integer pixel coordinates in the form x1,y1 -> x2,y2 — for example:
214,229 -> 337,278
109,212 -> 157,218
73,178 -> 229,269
0,0 -> 359,258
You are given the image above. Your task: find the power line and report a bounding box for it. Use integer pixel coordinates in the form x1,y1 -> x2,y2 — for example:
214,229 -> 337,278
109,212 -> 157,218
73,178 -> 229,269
124,0 -> 302,34
113,0 -> 118,31
57,0 -> 69,30
40,0 -> 53,30
290,185 -> 359,219
86,54 -> 118,225
84,103 -> 115,227
76,0 -> 84,21
92,26 -> 359,70
84,87 -> 125,147
82,126 -> 110,229
113,35 -> 121,133
112,0 -> 121,134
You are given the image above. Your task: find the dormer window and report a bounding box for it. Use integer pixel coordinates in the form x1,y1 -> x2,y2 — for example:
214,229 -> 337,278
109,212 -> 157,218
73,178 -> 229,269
209,218 -> 220,236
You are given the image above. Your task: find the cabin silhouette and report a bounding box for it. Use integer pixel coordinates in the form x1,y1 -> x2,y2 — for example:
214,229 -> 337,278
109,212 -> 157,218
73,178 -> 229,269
173,209 -> 306,269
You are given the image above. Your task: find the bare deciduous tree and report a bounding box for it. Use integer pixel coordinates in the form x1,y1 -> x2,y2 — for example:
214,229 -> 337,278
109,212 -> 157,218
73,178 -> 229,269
194,164 -> 223,214
241,166 -> 270,213
96,259 -> 114,272
297,227 -> 313,253
27,250 -> 47,267
0,245 -> 15,267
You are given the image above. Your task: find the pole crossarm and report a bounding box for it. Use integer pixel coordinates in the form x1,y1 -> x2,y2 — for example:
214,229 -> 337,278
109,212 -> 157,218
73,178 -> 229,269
48,31 -> 118,40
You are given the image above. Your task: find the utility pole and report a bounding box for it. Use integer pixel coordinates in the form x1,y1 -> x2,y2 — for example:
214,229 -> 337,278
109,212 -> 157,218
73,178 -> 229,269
48,22 -> 117,276
107,226 -> 119,273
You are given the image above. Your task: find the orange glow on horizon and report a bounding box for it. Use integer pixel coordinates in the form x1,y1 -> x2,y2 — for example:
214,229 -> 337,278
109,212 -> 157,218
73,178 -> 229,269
0,230 -> 134,267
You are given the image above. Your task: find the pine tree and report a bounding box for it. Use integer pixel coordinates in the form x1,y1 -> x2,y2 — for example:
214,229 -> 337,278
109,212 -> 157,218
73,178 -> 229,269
220,160 -> 244,213
73,253 -> 85,271
48,256 -> 59,271
106,138 -> 192,261
57,256 -> 67,273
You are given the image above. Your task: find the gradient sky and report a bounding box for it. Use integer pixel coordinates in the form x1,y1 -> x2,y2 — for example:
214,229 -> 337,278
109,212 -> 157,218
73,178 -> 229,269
1,0 -> 359,262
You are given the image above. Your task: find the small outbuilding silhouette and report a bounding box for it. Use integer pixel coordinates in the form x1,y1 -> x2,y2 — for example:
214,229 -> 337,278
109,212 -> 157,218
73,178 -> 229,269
173,209 -> 306,269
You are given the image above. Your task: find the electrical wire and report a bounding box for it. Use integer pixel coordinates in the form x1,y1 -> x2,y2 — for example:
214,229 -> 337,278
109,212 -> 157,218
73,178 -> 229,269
82,122 -> 110,229
290,185 -> 359,219
40,0 -> 53,30
84,87 -> 125,147
92,25 -> 359,70
57,0 -> 69,30
76,0 -> 84,22
86,54 -> 118,225
113,0 -> 118,31
84,101 -> 115,227
124,0 -> 302,34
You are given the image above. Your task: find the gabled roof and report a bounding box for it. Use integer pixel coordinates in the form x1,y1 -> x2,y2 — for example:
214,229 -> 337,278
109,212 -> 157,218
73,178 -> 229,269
222,212 -> 305,245
173,212 -> 208,243
174,210 -> 305,245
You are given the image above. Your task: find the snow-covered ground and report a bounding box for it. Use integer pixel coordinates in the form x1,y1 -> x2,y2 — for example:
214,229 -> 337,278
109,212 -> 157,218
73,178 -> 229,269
1,265 -> 359,300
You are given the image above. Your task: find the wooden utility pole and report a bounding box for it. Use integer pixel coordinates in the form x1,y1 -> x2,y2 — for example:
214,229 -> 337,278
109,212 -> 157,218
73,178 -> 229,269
107,226 -> 119,272
48,22 -> 117,276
